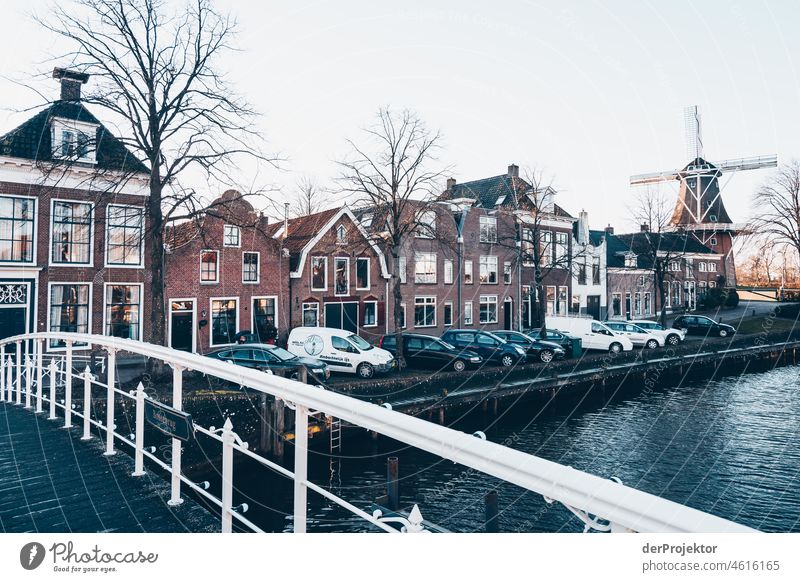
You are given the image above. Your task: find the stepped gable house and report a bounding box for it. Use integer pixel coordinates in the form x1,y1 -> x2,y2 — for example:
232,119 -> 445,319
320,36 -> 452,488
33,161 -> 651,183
164,191 -> 287,353
0,68 -> 151,350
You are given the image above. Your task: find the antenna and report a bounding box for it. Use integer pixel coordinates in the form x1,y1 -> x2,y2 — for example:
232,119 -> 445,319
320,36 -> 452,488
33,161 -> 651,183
684,105 -> 703,160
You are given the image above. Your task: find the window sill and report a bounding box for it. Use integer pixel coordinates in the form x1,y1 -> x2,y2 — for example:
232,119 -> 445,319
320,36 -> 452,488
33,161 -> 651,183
200,281 -> 220,285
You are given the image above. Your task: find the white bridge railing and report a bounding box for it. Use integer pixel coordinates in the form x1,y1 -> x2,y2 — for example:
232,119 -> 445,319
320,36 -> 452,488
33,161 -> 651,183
0,332 -> 757,534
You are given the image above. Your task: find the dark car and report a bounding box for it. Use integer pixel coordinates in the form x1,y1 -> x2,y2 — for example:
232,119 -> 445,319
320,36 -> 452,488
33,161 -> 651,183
232,329 -> 277,345
528,328 -> 577,353
440,330 -> 527,367
492,330 -> 567,363
206,343 -> 329,380
378,333 -> 483,372
672,315 -> 736,338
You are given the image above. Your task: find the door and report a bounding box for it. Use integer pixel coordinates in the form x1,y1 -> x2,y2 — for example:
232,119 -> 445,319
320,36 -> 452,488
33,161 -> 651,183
324,302 -> 359,334
0,307 -> 26,342
503,299 -> 512,330
625,294 -> 631,320
586,295 -> 600,320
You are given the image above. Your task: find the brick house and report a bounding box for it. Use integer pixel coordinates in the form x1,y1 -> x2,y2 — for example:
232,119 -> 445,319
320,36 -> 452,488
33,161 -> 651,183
164,190 -> 288,353
270,207 -> 391,343
0,69 -> 151,352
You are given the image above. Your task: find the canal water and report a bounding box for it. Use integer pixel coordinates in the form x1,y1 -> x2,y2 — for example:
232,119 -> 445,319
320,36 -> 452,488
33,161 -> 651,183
222,365 -> 800,532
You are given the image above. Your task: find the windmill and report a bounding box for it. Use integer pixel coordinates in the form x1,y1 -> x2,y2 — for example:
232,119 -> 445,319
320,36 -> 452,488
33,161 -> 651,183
629,105 -> 777,288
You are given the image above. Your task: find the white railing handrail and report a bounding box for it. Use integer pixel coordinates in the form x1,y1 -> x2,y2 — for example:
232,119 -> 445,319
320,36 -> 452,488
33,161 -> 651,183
0,332 -> 757,533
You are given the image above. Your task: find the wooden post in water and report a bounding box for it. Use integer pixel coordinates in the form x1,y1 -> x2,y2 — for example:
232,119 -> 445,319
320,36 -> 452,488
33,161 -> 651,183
387,456 -> 399,511
438,407 -> 445,425
492,398 -> 499,416
259,393 -> 272,454
485,490 -> 499,533
273,398 -> 285,458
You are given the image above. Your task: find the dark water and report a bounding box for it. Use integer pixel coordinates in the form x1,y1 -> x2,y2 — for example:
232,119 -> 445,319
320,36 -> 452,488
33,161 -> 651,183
214,365 -> 800,533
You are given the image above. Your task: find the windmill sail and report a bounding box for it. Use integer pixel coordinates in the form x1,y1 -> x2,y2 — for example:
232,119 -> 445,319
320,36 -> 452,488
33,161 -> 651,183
684,105 -> 703,160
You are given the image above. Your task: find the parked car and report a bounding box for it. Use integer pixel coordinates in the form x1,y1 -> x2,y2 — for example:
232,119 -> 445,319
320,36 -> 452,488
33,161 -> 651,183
672,315 -> 736,338
378,333 -> 483,372
528,328 -> 578,353
492,330 -> 566,363
628,319 -> 685,346
440,329 -> 527,367
546,316 -> 634,353
604,321 -> 664,349
287,327 -> 396,379
206,343 -> 329,380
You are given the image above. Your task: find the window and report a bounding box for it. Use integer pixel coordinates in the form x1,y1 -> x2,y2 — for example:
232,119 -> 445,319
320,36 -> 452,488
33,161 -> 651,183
672,282 -> 681,307
479,216 -> 497,243
503,261 -> 512,285
363,301 -> 377,327
223,224 -> 240,247
464,301 -> 473,325
52,119 -> 95,163
334,258 -> 349,295
444,301 -> 453,326
571,295 -> 581,313
521,228 -> 534,266
414,296 -> 436,327
356,257 -> 370,290
336,224 -> 347,244
253,297 -> 277,341
644,292 -> 651,315
578,262 -> 587,285
479,295 -> 498,324
105,284 -> 141,340
243,252 -> 259,283
624,253 -> 637,268
698,262 -> 707,272
540,231 -> 553,266
444,259 -> 454,285
546,286 -> 556,315
634,292 -> 642,316
625,292 -> 632,316
639,275 -> 645,286
51,200 -> 91,264
201,250 -> 219,283
210,298 -> 238,346
399,303 -> 406,329
464,260 -> 473,284
0,196 -> 35,262
414,252 -> 437,284
592,258 -> 600,285
415,210 -> 436,238
106,205 -> 144,266
555,232 -> 568,264
612,293 -> 621,316
398,256 -> 407,284
709,281 -> 716,288
708,262 -> 717,272
670,260 -> 680,272
558,286 -> 568,314
332,336 -> 353,352
49,284 -> 90,348
302,302 -> 319,326
709,214 -> 717,222
686,260 -> 693,277
709,237 -> 717,246
479,255 -> 498,284
311,257 -> 327,290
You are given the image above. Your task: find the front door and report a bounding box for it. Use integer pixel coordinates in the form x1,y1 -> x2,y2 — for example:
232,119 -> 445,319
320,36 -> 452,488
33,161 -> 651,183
170,312 -> 194,352
625,293 -> 632,320
586,295 -> 600,320
325,302 -> 359,334
503,299 -> 512,330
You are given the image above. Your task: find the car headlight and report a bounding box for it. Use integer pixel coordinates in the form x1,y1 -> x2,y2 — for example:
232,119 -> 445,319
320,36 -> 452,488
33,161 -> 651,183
470,357 -> 481,362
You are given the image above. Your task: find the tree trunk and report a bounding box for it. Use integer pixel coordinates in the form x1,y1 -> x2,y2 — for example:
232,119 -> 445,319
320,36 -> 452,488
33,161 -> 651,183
146,158 -> 166,377
391,250 -> 405,369
656,270 -> 667,328
535,281 -> 547,339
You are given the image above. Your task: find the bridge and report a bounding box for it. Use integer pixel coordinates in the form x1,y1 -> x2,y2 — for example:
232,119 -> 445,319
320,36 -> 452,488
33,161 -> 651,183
0,332 -> 757,533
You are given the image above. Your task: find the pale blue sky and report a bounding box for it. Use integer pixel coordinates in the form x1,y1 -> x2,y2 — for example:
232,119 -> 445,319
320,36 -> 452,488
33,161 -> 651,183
1,0 -> 797,231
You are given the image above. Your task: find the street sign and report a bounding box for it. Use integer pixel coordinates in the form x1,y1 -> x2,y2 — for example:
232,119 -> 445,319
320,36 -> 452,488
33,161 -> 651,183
144,400 -> 194,442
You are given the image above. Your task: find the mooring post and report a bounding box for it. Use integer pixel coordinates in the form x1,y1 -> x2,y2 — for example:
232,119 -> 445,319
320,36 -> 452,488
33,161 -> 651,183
81,366 -> 92,440
387,456 -> 400,511
293,405 -> 309,533
492,398 -> 498,415
35,340 -> 43,413
273,398 -> 285,458
15,341 -> 22,405
132,382 -> 146,477
438,407 -> 445,425
104,348 -> 116,456
48,360 -> 57,420
259,393 -> 272,454
221,418 -> 235,533
168,364 -> 184,505
485,490 -> 499,533
24,355 -> 32,409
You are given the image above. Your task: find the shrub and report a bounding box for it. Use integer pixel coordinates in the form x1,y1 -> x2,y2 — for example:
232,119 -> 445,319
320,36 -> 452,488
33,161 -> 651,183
725,289 -> 740,307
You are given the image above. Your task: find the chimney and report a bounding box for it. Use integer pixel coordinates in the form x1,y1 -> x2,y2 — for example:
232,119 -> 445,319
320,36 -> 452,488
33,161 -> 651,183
53,68 -> 89,101
283,202 -> 289,239
604,224 -> 614,235
640,223 -> 650,232
446,177 -> 456,190
577,209 -> 589,245
507,164 -> 519,178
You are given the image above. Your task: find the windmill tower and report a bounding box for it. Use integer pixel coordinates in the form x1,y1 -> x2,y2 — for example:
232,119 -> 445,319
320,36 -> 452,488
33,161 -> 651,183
629,105 -> 777,287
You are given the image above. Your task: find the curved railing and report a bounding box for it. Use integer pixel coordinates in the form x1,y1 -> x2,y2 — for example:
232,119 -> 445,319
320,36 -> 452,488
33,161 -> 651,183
0,332 -> 756,533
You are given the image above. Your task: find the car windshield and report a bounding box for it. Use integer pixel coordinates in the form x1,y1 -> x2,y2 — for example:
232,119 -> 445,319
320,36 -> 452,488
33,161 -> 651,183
347,334 -> 373,351
437,339 -> 456,350
265,346 -> 297,361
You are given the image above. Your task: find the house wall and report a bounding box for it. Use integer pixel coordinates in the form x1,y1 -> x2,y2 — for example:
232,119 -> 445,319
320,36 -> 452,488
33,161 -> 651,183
571,236 -> 607,320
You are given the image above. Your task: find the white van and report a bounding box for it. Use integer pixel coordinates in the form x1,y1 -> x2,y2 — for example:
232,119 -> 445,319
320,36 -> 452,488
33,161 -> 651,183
287,327 -> 396,379
546,316 -> 634,353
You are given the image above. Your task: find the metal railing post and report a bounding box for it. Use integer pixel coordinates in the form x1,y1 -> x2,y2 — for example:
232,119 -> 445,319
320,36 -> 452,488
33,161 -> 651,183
24,355 -> 32,408
221,417 -> 235,533
15,341 -> 22,405
168,364 -> 184,506
0,344 -> 5,402
48,360 -> 57,420
81,366 -> 92,440
293,404 -> 309,533
5,357 -> 12,402
104,348 -> 116,456
35,340 -> 43,413
64,341 -> 73,428
132,382 -> 146,477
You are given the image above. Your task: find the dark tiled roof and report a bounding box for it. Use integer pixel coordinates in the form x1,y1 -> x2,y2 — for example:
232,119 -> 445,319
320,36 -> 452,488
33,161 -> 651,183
442,173 -> 529,209
606,231 -> 715,268
269,207 -> 341,253
0,101 -> 148,174
588,229 -> 607,246
552,203 -> 574,219
165,220 -> 202,250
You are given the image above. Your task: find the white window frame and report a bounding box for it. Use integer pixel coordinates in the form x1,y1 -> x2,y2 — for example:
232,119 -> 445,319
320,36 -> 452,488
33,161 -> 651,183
443,259 -> 454,285
105,204 -> 145,268
624,253 -> 637,268
209,296 -> 240,348
644,292 -> 651,315
555,231 -> 569,264
103,282 -> 144,342
503,261 -> 512,285
302,302 -> 320,327
414,252 -> 437,284
414,296 -> 437,328
200,249 -> 220,284
242,251 -> 260,284
49,198 -> 94,267
251,295 -> 279,334
398,256 -> 407,284
311,256 -> 328,291
479,216 -> 497,243
334,257 -> 350,296
521,228 -> 534,266
479,295 -> 498,324
708,262 -> 717,272
540,231 -> 553,267
464,260 -> 473,284
336,224 -> 348,244
443,301 -> 454,326
0,194 -> 37,266
51,117 -> 97,164
709,237 -> 718,246
47,282 -> 93,351
355,257 -> 371,290
634,292 -> 642,316
464,300 -> 474,325
479,255 -> 498,284
223,224 -> 241,248
698,262 -> 707,272
399,303 -> 407,329
363,300 -> 378,328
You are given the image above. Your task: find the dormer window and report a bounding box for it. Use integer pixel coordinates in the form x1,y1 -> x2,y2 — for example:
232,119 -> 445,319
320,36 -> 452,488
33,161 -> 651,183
51,118 -> 97,164
624,253 -> 637,268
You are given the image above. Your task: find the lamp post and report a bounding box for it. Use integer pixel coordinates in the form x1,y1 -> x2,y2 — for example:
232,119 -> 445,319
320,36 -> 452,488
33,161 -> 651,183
438,199 -> 472,327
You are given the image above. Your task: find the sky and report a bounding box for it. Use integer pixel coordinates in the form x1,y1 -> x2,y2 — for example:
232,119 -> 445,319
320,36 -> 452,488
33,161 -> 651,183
1,0 -> 798,232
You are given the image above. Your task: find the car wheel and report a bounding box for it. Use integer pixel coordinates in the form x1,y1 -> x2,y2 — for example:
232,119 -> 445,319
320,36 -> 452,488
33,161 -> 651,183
357,362 -> 375,379
452,359 -> 466,373
719,329 -> 728,338
667,334 -> 680,346
645,339 -> 659,350
539,350 -> 554,363
609,342 -> 622,354
500,354 -> 515,367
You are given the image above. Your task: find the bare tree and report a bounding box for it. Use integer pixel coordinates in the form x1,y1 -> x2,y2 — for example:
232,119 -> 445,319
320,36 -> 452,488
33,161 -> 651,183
291,176 -> 327,217
752,161 -> 800,266
38,0 -> 271,360
337,108 -> 449,367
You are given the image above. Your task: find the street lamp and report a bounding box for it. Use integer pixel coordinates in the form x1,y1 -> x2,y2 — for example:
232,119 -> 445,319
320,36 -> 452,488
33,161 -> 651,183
438,198 -> 472,327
